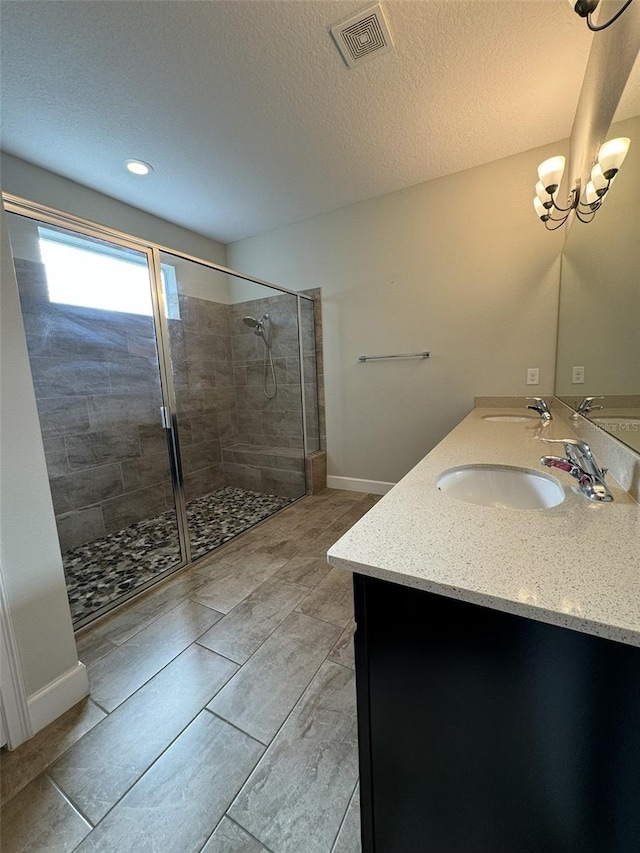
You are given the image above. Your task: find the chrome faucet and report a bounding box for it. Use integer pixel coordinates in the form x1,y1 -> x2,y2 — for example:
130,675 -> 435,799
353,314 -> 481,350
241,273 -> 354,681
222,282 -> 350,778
540,438 -> 613,502
526,397 -> 552,421
573,396 -> 605,418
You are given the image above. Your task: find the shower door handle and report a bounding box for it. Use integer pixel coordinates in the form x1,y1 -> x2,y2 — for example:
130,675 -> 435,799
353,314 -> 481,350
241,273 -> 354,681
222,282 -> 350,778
160,406 -> 171,430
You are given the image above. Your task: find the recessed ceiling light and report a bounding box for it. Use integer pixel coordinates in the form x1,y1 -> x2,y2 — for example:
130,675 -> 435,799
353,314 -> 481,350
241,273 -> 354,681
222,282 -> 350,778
124,159 -> 153,176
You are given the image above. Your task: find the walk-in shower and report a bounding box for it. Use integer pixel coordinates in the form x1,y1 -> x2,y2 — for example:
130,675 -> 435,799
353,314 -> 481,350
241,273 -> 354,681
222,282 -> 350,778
242,313 -> 277,399
4,196 -> 321,627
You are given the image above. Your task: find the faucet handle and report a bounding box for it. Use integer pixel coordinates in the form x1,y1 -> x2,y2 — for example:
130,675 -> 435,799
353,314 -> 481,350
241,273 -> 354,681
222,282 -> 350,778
575,396 -> 605,416
540,437 -> 592,456
540,438 -> 607,476
540,439 -> 612,501
526,397 -> 552,419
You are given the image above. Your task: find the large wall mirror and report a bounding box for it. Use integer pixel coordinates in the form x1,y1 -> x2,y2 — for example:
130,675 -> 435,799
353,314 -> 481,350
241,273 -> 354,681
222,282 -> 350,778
555,82 -> 640,453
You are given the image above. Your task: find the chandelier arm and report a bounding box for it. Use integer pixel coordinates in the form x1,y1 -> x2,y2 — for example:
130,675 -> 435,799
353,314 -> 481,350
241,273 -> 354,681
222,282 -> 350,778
587,0 -> 634,31
549,187 -> 579,214
551,201 -> 574,213
544,215 -> 570,231
577,200 -> 601,214
575,208 -> 598,224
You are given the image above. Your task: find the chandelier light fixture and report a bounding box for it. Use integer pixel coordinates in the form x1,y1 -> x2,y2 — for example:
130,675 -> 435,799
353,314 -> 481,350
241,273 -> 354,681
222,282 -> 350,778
533,137 -> 630,230
568,0 -> 635,31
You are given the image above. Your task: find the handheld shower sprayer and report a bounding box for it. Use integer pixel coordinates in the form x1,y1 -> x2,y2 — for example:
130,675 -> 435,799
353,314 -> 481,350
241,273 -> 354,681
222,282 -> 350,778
241,313 -> 277,399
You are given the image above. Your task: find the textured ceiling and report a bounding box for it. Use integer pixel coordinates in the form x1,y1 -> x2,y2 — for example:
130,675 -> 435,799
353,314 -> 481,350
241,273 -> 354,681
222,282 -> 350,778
0,1 -> 599,243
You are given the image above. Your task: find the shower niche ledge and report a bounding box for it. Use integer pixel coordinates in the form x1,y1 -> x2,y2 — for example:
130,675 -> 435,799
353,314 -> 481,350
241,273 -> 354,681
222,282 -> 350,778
221,444 -> 326,497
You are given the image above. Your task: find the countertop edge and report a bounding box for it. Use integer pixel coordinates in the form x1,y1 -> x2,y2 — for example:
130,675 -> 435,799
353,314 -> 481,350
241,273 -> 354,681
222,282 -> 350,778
327,403 -> 640,648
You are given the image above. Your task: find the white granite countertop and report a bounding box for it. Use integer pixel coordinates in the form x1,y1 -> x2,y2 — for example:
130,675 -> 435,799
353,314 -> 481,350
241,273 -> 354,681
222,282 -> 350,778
327,407 -> 640,646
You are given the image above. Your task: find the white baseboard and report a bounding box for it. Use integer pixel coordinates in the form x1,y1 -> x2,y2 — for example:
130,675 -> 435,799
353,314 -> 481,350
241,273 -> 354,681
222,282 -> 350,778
27,662 -> 89,735
326,476 -> 395,495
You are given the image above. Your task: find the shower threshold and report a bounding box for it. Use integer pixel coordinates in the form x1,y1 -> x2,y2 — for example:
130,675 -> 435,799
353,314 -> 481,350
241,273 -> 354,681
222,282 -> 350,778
64,486 -> 296,626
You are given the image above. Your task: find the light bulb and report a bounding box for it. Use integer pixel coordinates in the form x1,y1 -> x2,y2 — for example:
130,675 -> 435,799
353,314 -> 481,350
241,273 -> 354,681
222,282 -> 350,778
533,197 -> 548,220
124,159 -> 154,176
597,138 -> 630,179
537,156 -> 565,194
535,181 -> 550,203
590,163 -> 609,194
584,181 -> 599,205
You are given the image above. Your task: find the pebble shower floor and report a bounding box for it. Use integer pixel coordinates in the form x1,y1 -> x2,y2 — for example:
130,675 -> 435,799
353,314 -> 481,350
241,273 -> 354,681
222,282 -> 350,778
63,486 -> 295,624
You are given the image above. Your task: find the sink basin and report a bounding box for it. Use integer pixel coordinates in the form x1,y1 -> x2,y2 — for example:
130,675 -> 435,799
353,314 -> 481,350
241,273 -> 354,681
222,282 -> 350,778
437,464 -> 565,510
482,414 -> 537,422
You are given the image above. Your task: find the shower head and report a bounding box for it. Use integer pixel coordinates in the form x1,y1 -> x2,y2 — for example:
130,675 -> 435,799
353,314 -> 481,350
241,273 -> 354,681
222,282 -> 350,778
242,314 -> 270,343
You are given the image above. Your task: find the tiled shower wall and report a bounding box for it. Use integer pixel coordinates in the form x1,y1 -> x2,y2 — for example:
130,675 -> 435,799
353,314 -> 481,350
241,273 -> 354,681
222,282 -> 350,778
15,258 -> 178,552
167,293 -> 233,500
228,291 -> 321,450
15,258 -> 323,552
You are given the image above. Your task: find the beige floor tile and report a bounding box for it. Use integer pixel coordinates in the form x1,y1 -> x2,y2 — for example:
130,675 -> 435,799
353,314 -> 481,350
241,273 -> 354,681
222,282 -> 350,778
0,489 -> 373,853
197,577 -> 308,664
276,554 -> 333,588
0,699 -> 106,807
191,552 -> 288,613
332,785 -> 361,853
328,620 -> 356,669
51,644 -> 237,824
87,599 -> 223,711
296,567 -> 355,627
229,661 -> 358,853
0,773 -> 91,853
208,611 -> 341,744
79,571 -> 205,649
201,817 -> 268,852
74,711 -> 263,853
75,632 -> 118,667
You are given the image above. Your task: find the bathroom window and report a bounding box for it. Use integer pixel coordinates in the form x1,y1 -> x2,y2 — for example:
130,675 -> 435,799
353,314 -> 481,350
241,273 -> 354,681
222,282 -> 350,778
38,227 -> 178,318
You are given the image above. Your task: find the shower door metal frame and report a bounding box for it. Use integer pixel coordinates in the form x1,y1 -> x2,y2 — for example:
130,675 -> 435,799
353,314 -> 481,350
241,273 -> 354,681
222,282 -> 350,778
2,197 -> 193,616
3,193 -> 320,623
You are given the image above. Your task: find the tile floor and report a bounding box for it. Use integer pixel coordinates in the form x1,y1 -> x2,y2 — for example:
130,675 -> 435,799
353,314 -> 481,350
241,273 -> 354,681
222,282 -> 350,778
0,488 -> 379,853
63,487 -> 296,624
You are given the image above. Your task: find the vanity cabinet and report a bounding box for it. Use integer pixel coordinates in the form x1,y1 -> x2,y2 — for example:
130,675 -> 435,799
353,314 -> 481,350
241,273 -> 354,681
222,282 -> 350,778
353,573 -> 640,853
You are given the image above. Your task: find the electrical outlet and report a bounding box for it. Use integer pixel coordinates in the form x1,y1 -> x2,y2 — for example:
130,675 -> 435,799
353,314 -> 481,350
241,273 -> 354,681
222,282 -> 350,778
572,366 -> 585,384
526,367 -> 540,385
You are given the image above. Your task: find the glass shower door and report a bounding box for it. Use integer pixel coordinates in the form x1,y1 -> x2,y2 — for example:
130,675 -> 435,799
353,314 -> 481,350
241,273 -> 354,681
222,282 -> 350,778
5,212 -> 186,626
158,251 -> 308,560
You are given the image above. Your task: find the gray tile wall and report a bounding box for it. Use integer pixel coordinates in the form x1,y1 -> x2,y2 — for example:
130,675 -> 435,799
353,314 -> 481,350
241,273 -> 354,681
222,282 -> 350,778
226,293 -> 312,495
167,294 -> 232,503
15,258 -> 177,552
15,258 -> 324,552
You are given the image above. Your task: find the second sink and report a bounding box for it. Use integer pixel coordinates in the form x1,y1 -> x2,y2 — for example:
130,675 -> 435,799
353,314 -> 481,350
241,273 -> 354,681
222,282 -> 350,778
437,464 -> 565,510
482,414 -> 537,422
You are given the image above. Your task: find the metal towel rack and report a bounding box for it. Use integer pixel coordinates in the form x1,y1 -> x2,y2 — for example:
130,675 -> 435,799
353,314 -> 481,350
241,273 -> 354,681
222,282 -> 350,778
358,351 -> 430,363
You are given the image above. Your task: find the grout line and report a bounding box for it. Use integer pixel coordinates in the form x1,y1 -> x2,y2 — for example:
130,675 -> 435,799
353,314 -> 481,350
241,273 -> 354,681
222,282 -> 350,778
193,583 -> 312,670
86,617 -> 226,714
194,641 -> 244,668
327,658 -> 355,673
205,709 -> 269,748
223,814 -> 278,853
66,703 -> 229,838
329,777 -> 360,853
293,607 -> 352,632
44,491 -> 367,851
46,772 -> 94,830
223,635 -> 356,839
88,697 -> 110,716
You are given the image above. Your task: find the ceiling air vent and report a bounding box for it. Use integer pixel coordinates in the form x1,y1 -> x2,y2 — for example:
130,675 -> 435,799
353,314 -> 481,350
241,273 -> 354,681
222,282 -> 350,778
330,3 -> 394,69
